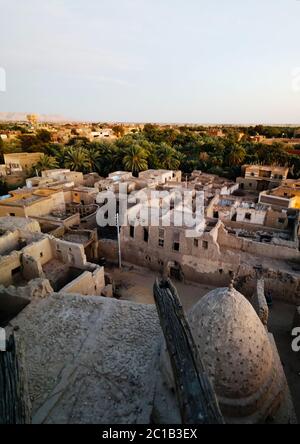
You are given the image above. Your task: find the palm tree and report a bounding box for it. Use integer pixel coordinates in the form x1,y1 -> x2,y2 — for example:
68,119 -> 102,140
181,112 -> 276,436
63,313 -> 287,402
123,144 -> 148,176
157,143 -> 180,170
227,145 -> 246,166
86,143 -> 101,173
64,147 -> 90,172
34,155 -> 59,174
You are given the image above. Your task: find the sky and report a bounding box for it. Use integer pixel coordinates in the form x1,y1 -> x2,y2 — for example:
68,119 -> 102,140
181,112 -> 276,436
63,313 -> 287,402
0,0 -> 300,124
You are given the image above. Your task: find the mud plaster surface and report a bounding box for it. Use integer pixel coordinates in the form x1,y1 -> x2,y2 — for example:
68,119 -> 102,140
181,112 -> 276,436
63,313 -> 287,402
11,294 -> 162,424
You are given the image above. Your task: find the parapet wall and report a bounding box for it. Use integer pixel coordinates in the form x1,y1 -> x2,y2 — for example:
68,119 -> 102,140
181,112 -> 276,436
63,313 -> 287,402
60,266 -> 105,296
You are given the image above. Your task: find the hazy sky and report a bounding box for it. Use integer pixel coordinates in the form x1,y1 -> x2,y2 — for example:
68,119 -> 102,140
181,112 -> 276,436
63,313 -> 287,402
1,0 -> 300,123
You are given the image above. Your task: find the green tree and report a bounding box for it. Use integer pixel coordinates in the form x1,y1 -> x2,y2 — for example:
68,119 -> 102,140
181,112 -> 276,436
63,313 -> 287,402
34,155 -> 59,174
64,147 -> 90,172
123,144 -> 148,176
157,143 -> 180,170
86,143 -> 101,173
227,145 -> 246,166
18,134 -> 38,152
0,137 -> 4,163
36,129 -> 52,143
112,125 -> 125,138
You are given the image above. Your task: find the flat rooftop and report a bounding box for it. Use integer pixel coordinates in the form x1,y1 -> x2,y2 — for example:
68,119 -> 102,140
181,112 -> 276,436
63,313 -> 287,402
12,294 -> 161,424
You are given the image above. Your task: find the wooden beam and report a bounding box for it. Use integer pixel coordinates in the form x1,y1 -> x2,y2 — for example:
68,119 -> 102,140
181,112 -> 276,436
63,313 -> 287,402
0,333 -> 31,424
153,278 -> 224,425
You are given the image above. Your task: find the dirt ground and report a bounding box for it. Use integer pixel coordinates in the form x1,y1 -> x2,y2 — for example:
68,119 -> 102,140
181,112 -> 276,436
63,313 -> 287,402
108,264 -> 216,313
108,264 -> 300,422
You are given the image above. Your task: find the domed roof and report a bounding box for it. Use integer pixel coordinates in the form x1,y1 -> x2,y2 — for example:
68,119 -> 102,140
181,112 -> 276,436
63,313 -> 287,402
159,285 -> 285,423
188,287 -> 275,402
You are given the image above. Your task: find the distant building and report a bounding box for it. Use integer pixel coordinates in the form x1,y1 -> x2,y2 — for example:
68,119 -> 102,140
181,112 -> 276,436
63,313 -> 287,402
90,129 -> 115,140
259,179 -> 300,210
237,165 -> 288,192
0,189 -> 66,218
3,152 -> 44,174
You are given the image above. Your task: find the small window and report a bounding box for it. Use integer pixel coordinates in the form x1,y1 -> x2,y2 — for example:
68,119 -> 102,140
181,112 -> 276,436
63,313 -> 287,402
173,232 -> 180,243
158,228 -> 165,248
213,211 -> 219,219
144,228 -> 149,243
245,213 -> 252,220
173,242 -> 180,252
159,228 -> 165,239
202,241 -> 208,250
219,269 -> 223,275
9,213 -> 16,217
130,226 -> 135,238
194,239 -> 199,248
40,252 -> 43,258
249,183 -> 252,187
278,218 -> 285,224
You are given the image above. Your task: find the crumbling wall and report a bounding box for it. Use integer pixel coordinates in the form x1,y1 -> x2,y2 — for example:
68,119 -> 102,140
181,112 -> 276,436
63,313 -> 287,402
22,238 -> 53,267
236,265 -> 300,305
243,239 -> 299,260
217,223 -> 244,250
98,239 -> 118,263
0,231 -> 20,256
217,223 -> 300,261
24,196 -> 64,218
119,222 -> 240,286
236,208 -> 266,225
0,253 -> 22,286
252,279 -> 269,327
21,254 -> 43,281
60,266 -> 105,296
265,209 -> 289,230
51,238 -> 87,267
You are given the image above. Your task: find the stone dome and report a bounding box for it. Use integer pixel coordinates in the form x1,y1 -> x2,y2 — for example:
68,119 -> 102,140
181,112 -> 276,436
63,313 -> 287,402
187,287 -> 284,422
160,286 -> 285,423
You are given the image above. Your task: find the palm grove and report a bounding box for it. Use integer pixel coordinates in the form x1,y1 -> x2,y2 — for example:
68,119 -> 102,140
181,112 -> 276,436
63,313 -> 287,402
1,124 -> 300,181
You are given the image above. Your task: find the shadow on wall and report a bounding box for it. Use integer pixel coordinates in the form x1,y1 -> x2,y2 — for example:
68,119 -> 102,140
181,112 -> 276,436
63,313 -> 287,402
48,267 -> 85,292
0,292 -> 30,327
